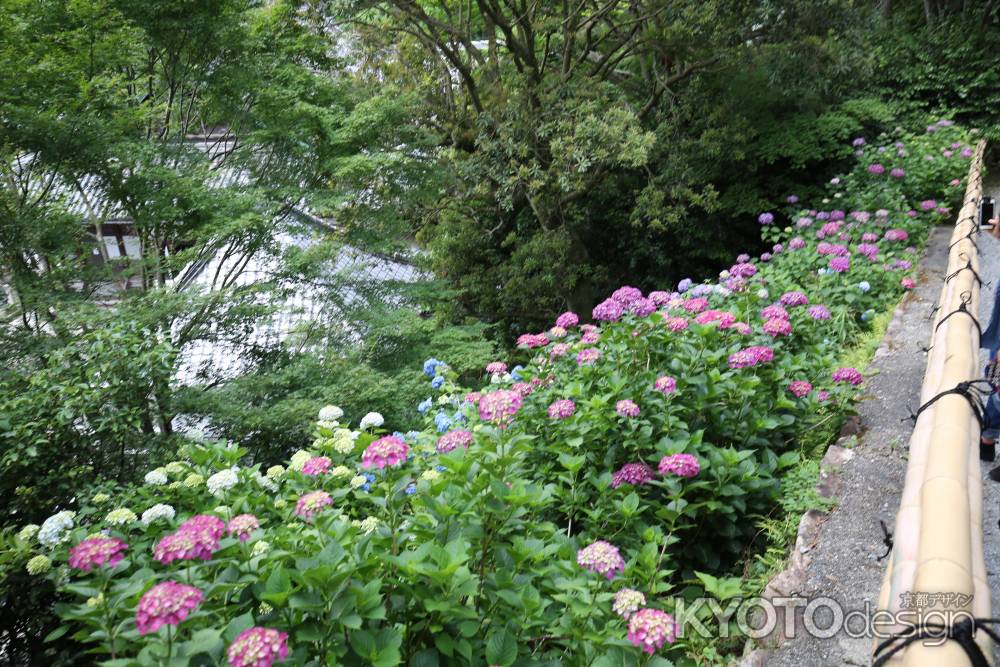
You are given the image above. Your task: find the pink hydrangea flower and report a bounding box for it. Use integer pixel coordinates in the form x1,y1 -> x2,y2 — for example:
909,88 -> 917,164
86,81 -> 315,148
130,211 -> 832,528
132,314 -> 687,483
832,367 -> 863,385
227,627 -> 289,667
135,581 -> 204,635
890,167 -> 905,178
611,286 -> 643,305
779,291 -> 808,307
761,304 -> 789,321
763,318 -> 792,337
615,400 -> 640,418
227,514 -> 260,543
294,491 -> 333,520
728,346 -> 774,369
627,608 -> 677,654
593,298 -> 625,322
868,163 -> 885,175
68,536 -> 128,573
179,514 -> 226,541
808,305 -> 831,320
577,540 -> 625,580
485,361 -> 508,375
658,453 -> 700,477
648,291 -> 671,305
511,382 -> 534,397
920,199 -> 937,211
362,436 -> 409,469
154,530 -> 213,565
857,243 -> 879,259
789,381 -> 813,398
884,229 -> 909,242
901,277 -> 915,290
630,297 -> 657,317
731,263 -> 758,278
516,333 -> 549,348
654,376 -> 676,395
731,322 -> 752,335
576,348 -> 601,366
613,588 -> 647,619
478,390 -> 523,424
301,456 -> 332,476
611,463 -> 654,489
547,399 -> 576,420
555,311 -> 579,328
436,429 -> 473,453
789,237 -> 806,250
695,309 -> 736,328
581,330 -> 601,344
663,316 -> 689,332
829,256 -> 850,273
682,297 -> 708,314
464,391 -> 481,404
550,343 -> 570,358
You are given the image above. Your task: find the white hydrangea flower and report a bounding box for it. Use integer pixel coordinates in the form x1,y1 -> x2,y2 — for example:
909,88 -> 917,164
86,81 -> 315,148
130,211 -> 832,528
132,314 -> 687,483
350,475 -> 368,489
255,473 -> 277,491
251,541 -> 271,557
141,504 -> 176,525
144,468 -> 168,486
206,468 -> 239,496
288,450 -> 312,472
318,405 -> 344,422
105,508 -> 137,525
359,412 -> 384,430
355,516 -> 380,535
38,511 -> 75,548
331,465 -> 352,478
421,469 -> 441,482
266,465 -> 286,479
332,428 -> 359,454
17,524 -> 39,542
756,289 -> 769,300
164,461 -> 187,475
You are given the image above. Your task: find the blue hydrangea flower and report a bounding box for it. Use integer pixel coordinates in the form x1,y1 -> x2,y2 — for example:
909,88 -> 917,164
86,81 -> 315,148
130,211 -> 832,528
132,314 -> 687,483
405,483 -> 417,495
677,278 -> 693,293
510,365 -> 524,381
431,375 -> 445,390
422,358 -> 443,378
435,465 -> 446,472
452,410 -> 466,424
405,430 -> 421,442
417,398 -> 433,414
434,412 -> 453,432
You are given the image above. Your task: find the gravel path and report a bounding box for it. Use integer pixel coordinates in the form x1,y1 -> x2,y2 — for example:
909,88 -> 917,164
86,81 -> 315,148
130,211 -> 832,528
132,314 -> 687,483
760,226 -> 951,666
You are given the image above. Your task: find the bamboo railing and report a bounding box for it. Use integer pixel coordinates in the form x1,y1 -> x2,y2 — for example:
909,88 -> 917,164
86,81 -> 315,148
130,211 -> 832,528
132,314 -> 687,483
875,138 -> 990,665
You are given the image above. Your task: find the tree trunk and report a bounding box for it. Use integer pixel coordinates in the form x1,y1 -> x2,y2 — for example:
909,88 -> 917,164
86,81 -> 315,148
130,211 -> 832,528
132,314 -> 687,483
563,230 -> 594,319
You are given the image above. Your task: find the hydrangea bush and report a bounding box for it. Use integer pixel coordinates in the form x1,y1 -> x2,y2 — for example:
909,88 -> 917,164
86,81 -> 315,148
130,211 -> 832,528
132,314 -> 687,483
6,120 -> 974,665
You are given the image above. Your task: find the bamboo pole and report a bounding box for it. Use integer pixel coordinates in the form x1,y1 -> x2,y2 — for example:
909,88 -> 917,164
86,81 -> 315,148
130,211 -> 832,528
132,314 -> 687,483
875,139 -> 989,666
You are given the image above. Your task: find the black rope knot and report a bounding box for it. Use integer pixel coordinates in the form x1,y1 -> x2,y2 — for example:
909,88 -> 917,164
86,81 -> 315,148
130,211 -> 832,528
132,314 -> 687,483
949,226 -> 981,252
945,259 -> 986,288
905,379 -> 992,431
872,616 -> 1000,667
933,293 -> 982,339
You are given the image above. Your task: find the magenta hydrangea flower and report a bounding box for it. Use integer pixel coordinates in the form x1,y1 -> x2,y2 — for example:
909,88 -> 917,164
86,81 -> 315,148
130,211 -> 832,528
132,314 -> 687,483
516,333 -> 549,348
832,367 -> 863,385
779,291 -> 808,307
227,514 -> 260,543
630,298 -> 657,317
227,627 -> 289,667
663,316 -> 689,332
613,588 -> 647,619
884,229 -> 909,242
301,456 -> 332,476
611,286 -> 643,305
485,361 -> 508,375
615,400 -> 640,418
179,514 -> 226,541
654,376 -> 676,395
890,167 -> 905,178
547,399 -> 576,420
581,330 -> 601,344
763,318 -> 792,337
829,256 -> 851,273
627,608 -> 677,654
464,391 -> 481,404
731,262 -> 758,278
761,304 -> 789,321
294,491 -> 333,520
477,390 -> 523,424
796,217 -> 813,228
555,312 -> 579,329
787,194 -> 799,203
593,299 -> 625,322
789,381 -> 813,398
758,212 -> 774,225
695,309 -> 736,328
731,322 -> 752,335
658,453 -> 700,477
868,163 -> 885,175
436,429 -> 473,453
577,540 -> 626,580
576,348 -> 601,366
648,290 -> 670,305
920,199 -> 938,211
154,530 -> 213,565
728,345 -> 774,369
68,536 -> 128,573
808,305 -> 831,320
681,297 -> 708,314
901,277 -> 915,289
857,243 -> 879,259
135,581 -> 204,635
511,382 -> 534,397
611,463 -> 654,489
362,436 -> 409,469
789,237 -> 806,249
852,137 -> 866,147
